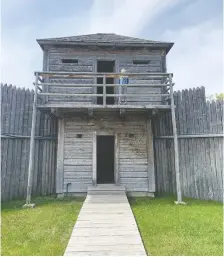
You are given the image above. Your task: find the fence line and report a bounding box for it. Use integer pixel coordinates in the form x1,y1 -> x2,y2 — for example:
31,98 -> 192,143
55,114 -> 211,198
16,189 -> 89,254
153,86 -> 223,202
1,84 -> 57,201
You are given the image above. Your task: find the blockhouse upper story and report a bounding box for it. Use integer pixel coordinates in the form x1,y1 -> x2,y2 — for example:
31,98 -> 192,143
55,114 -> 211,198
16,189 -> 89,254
35,33 -> 175,113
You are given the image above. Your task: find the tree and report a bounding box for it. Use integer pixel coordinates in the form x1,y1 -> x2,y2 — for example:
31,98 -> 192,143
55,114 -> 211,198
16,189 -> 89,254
215,93 -> 224,100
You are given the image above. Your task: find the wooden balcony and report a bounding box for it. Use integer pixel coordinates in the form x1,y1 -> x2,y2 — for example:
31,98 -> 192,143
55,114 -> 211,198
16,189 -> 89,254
34,71 -> 174,114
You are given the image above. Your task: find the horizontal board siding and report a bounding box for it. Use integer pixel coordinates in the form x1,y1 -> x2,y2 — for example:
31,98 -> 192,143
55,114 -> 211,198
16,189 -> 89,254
62,115 -> 151,193
119,132 -> 148,192
63,130 -> 93,192
45,45 -> 165,105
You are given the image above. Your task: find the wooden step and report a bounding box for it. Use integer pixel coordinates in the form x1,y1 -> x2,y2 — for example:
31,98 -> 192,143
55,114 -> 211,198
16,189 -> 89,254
88,184 -> 126,195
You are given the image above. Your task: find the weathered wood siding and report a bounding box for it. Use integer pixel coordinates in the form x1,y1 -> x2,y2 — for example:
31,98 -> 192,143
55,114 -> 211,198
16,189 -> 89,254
60,114 -> 155,193
44,45 -> 165,105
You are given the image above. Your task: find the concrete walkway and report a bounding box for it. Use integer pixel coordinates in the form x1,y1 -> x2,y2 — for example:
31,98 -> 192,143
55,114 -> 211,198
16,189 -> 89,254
64,188 -> 147,256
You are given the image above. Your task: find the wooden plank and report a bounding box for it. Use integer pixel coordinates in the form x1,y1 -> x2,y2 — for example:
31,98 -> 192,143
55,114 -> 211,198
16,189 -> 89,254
37,103 -> 171,109
49,120 -> 55,194
7,86 -> 17,200
1,85 -> 9,200
33,108 -> 41,195
16,88 -> 26,198
92,132 -> 96,185
2,85 -> 11,200
181,95 -> 187,195
64,165 -> 92,172
11,88 -> 21,199
56,118 -> 64,193
119,172 -> 148,178
115,134 -> 119,185
146,119 -> 155,192
19,89 -> 30,198
41,114 -> 47,195
64,193 -> 146,256
46,116 -> 51,195
64,172 -> 92,179
25,86 -> 37,203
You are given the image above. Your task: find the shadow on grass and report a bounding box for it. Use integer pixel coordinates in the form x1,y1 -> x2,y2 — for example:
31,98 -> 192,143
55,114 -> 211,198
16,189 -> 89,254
1,195 -> 85,212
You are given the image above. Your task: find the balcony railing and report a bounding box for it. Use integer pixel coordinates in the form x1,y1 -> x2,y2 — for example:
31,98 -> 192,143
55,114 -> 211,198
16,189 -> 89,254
34,71 -> 174,109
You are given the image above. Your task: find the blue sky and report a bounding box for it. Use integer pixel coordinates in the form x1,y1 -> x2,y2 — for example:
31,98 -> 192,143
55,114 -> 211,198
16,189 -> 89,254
1,0 -> 223,95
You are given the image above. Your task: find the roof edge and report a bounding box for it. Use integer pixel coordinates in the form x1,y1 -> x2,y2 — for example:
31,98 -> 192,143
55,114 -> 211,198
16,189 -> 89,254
37,39 -> 174,53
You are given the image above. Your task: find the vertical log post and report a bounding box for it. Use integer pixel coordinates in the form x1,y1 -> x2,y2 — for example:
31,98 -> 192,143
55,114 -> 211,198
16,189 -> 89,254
23,73 -> 38,208
169,74 -> 185,204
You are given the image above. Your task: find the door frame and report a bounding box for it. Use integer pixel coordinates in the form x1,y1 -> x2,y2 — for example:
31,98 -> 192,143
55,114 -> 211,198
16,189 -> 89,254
93,58 -> 118,104
92,131 -> 119,186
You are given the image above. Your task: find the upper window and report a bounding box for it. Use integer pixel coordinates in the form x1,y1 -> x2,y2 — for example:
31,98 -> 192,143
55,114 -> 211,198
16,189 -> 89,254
133,60 -> 150,65
61,59 -> 78,64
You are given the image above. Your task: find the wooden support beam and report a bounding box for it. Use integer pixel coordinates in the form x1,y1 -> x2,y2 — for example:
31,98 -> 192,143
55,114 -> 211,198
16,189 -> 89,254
88,108 -> 94,117
56,118 -> 64,193
92,132 -> 97,186
115,134 -> 119,185
155,134 -> 224,139
37,103 -> 171,109
169,74 -> 185,205
50,108 -> 61,117
35,71 -> 173,77
147,120 -> 155,193
24,73 -> 38,206
119,108 -> 126,117
152,109 -> 159,116
38,83 -> 168,88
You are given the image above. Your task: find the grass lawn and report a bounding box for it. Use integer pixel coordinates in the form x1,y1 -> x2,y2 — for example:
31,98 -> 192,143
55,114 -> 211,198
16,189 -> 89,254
1,196 -> 84,256
130,196 -> 223,256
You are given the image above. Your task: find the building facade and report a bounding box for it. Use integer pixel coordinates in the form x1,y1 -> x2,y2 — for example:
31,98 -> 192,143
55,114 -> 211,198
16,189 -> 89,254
36,33 -> 174,197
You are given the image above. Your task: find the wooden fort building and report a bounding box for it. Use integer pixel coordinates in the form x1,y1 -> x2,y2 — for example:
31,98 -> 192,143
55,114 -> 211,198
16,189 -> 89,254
28,33 -> 179,199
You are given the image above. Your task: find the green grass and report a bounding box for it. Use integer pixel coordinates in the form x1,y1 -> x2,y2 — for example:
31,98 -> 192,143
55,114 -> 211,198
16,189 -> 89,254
130,196 -> 223,256
1,196 -> 84,256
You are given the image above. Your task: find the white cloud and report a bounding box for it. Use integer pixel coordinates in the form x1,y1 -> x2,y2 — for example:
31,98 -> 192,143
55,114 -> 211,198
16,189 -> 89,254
1,0 -> 222,96
164,19 -> 223,95
89,0 -> 177,36
1,0 -> 176,88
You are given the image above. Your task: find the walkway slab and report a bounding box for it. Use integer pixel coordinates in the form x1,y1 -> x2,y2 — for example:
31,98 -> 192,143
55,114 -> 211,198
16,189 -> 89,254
64,193 -> 147,256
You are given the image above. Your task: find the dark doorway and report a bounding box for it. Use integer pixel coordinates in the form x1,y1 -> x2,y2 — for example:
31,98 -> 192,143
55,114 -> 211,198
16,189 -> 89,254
97,135 -> 115,184
97,61 -> 115,105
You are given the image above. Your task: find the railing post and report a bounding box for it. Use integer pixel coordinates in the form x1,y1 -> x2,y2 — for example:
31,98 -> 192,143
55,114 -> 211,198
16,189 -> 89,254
23,73 -> 38,207
103,75 -> 106,107
169,74 -> 185,205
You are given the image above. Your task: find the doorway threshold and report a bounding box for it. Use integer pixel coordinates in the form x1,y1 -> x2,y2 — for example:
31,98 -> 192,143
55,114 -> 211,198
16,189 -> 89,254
88,184 -> 126,195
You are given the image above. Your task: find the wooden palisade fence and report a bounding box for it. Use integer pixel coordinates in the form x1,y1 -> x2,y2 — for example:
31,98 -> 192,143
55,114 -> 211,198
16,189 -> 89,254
1,84 -> 57,201
1,84 -> 223,202
153,87 -> 223,202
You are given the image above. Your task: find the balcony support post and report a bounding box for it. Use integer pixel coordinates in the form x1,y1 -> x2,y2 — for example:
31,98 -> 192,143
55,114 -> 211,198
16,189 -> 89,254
169,74 -> 185,205
23,73 -> 39,208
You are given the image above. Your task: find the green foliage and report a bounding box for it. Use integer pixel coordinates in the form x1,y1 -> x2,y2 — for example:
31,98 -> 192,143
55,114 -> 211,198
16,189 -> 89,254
207,93 -> 224,101
215,93 -> 224,100
130,196 -> 223,256
1,196 -> 84,256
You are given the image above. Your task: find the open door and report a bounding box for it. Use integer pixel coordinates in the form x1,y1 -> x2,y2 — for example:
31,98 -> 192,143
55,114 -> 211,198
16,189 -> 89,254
97,135 -> 115,184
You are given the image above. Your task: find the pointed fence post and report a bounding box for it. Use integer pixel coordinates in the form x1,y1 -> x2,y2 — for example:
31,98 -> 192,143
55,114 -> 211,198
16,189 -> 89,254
23,73 -> 38,208
169,74 -> 186,205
